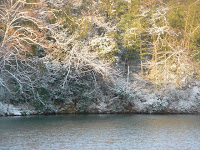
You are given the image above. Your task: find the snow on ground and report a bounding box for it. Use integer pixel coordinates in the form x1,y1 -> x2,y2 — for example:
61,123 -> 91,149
0,102 -> 21,116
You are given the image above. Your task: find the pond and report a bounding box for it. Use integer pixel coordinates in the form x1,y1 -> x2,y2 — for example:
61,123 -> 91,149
0,114 -> 200,150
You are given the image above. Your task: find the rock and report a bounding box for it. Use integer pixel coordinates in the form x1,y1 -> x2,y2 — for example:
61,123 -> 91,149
59,104 -> 76,114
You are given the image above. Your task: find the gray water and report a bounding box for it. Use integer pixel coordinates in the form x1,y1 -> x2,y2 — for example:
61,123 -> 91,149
0,115 -> 200,150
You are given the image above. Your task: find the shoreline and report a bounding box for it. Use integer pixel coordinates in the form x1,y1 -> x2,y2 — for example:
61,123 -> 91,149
1,110 -> 200,117
1,76 -> 199,117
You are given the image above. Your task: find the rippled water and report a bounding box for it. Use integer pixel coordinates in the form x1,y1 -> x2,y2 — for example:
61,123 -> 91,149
0,114 -> 200,150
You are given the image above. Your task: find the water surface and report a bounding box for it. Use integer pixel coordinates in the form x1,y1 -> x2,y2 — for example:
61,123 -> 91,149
0,114 -> 200,150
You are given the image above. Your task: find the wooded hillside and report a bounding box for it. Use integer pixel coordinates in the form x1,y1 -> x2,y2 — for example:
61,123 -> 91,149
0,0 -> 199,113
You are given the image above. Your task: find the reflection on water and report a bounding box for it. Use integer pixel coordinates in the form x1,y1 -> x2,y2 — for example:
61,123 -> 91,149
0,115 -> 200,150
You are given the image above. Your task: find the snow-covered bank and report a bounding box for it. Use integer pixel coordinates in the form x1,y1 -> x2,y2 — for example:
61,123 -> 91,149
0,102 -> 22,116
0,74 -> 200,116
0,102 -> 37,116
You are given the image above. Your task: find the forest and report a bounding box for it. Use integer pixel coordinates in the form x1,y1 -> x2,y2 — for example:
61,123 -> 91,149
0,0 -> 200,115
